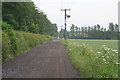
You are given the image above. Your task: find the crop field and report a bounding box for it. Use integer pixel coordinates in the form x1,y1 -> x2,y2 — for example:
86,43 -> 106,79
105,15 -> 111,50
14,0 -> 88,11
62,39 -> 119,78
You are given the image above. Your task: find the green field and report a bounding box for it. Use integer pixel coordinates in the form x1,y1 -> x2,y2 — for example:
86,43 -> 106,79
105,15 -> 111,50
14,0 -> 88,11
62,39 -> 118,78
71,39 -> 118,52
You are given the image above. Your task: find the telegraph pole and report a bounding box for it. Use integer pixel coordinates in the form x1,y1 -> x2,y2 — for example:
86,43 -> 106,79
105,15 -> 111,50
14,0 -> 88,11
59,26 -> 63,38
61,9 -> 70,40
60,26 -> 63,30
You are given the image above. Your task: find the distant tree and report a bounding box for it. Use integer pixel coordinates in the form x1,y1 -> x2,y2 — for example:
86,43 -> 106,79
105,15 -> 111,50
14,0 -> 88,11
78,27 -> 81,34
94,25 -> 97,31
70,24 -> 75,38
59,29 -> 65,38
97,24 -> 100,30
85,27 -> 87,33
109,23 -> 114,32
114,24 -> 119,32
69,23 -> 118,40
75,26 -> 78,38
81,27 -> 84,34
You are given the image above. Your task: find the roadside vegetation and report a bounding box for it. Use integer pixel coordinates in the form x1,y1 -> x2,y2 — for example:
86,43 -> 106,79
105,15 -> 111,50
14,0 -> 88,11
62,39 -> 118,78
2,22 -> 55,61
2,2 -> 57,61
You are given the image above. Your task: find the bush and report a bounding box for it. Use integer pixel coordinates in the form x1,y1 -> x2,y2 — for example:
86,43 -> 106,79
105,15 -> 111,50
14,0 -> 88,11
2,31 -> 11,61
2,22 -> 17,55
2,22 -> 55,61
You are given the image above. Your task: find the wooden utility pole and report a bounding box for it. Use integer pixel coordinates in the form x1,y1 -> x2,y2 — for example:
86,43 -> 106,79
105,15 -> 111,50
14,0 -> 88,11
59,26 -> 63,38
60,26 -> 63,30
61,9 -> 70,40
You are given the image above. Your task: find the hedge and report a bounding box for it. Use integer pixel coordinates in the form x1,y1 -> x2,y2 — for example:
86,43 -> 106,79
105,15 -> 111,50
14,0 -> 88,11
2,22 -> 55,61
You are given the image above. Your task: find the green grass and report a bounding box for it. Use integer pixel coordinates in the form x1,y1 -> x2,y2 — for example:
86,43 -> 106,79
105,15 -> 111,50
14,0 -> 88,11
71,39 -> 118,52
61,39 -> 118,78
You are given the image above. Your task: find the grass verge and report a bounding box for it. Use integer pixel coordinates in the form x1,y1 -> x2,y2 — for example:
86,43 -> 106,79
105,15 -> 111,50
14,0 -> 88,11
61,39 -> 118,78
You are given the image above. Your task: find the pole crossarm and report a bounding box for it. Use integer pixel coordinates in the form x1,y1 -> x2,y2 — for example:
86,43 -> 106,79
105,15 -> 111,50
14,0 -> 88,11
61,9 -> 71,11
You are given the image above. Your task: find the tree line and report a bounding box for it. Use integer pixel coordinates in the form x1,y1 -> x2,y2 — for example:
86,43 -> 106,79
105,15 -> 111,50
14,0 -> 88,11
2,2 -> 58,37
59,23 -> 119,40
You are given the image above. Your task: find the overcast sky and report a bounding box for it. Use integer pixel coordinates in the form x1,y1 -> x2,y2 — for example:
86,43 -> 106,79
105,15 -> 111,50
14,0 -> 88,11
33,0 -> 119,31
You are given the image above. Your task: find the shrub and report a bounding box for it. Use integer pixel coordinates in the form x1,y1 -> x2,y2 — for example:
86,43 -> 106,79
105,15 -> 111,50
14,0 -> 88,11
2,22 -> 17,55
2,22 -> 55,61
2,31 -> 11,61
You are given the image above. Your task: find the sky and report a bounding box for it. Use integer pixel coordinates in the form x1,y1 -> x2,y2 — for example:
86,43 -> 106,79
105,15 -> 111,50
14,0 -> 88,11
33,0 -> 119,31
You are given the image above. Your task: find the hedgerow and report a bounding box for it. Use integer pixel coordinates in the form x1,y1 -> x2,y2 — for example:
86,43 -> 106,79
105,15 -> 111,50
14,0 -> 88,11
2,22 -> 55,61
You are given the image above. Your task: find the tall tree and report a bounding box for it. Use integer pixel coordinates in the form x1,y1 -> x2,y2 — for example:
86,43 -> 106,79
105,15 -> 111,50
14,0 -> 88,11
2,2 -> 58,37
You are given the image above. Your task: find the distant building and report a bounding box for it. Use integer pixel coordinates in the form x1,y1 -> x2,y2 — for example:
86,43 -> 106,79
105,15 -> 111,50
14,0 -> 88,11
79,33 -> 88,38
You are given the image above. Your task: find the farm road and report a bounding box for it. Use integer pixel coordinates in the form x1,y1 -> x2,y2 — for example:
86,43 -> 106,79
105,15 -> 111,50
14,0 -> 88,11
2,40 -> 80,78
